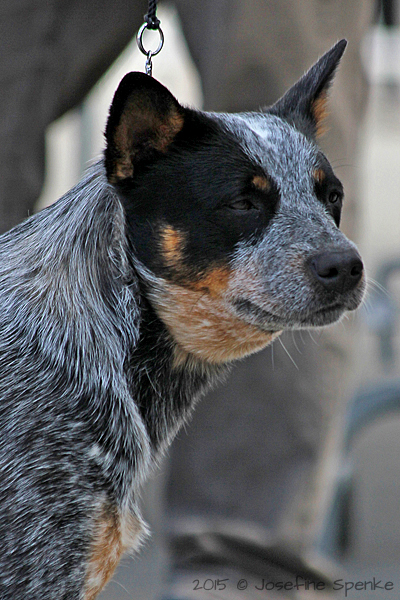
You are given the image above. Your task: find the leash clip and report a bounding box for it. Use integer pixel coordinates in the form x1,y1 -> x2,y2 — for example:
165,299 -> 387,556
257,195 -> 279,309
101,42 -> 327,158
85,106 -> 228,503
137,22 -> 164,77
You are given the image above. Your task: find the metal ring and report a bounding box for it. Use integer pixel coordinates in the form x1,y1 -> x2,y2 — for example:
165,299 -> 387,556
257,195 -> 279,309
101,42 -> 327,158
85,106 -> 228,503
137,22 -> 164,57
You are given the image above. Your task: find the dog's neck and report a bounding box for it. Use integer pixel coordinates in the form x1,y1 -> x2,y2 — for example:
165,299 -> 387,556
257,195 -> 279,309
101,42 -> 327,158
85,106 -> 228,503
126,270 -> 228,457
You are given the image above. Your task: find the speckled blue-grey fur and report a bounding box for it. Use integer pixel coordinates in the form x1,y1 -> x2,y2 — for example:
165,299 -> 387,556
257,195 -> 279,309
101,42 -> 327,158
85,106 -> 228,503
0,164 -> 139,598
0,163 -> 221,598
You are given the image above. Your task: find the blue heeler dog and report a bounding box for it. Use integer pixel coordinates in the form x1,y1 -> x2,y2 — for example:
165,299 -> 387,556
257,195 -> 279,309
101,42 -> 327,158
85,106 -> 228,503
0,40 -> 364,599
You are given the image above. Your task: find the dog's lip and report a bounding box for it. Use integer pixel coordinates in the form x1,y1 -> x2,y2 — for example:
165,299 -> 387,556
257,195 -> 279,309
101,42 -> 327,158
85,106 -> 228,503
233,297 -> 355,329
233,299 -> 279,322
232,298 -> 289,332
311,302 -> 344,315
297,303 -> 346,326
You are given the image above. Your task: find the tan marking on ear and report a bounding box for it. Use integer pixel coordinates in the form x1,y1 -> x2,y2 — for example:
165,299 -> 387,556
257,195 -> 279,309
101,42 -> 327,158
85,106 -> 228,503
110,106 -> 184,184
312,91 -> 329,137
84,504 -> 143,600
114,163 -> 133,182
155,109 -> 184,153
108,116 -> 135,184
160,225 -> 186,270
313,168 -> 326,184
252,175 -> 271,192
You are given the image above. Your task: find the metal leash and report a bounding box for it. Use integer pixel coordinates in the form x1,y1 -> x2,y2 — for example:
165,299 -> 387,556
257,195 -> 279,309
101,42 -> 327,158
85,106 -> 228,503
136,0 -> 164,76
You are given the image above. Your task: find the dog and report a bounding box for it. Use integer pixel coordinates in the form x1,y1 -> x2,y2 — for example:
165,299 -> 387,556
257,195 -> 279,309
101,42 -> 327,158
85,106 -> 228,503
0,39 -> 364,599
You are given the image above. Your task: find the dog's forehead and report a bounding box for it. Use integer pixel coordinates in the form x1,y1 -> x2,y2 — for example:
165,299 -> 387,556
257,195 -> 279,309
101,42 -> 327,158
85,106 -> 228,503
215,112 -> 318,194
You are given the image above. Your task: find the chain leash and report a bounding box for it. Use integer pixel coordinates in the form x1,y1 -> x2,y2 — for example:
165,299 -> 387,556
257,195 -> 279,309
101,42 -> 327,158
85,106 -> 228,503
136,0 -> 164,76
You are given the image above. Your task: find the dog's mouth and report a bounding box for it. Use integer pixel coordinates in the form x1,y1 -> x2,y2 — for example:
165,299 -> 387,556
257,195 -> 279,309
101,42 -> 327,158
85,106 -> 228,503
233,299 -> 281,329
233,295 -> 361,330
297,302 -> 349,327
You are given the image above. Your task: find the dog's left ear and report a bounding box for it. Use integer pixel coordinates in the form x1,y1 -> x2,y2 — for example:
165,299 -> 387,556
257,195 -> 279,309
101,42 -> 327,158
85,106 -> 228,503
104,72 -> 185,183
269,39 -> 347,138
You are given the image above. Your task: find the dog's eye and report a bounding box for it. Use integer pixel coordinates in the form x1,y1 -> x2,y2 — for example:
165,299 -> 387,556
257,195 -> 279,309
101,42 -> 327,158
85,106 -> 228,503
327,191 -> 343,227
228,199 -> 255,211
328,191 -> 342,205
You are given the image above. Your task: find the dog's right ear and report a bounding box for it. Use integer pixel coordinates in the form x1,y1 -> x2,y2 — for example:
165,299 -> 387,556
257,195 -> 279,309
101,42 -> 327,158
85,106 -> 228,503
104,72 -> 185,184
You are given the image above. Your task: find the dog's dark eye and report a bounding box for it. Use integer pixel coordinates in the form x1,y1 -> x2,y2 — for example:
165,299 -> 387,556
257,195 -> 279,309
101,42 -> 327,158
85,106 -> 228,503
228,199 -> 256,211
327,190 -> 343,227
329,191 -> 342,204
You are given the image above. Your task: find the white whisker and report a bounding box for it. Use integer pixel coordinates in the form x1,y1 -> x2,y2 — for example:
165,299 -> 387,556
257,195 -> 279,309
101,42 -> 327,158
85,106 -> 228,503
278,337 -> 299,370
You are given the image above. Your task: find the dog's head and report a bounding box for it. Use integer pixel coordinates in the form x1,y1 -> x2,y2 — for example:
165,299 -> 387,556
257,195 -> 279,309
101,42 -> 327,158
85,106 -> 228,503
104,40 -> 365,364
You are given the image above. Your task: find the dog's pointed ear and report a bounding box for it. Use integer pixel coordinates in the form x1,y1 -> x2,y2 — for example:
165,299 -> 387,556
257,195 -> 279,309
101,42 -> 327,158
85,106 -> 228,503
269,39 -> 347,138
104,72 -> 185,183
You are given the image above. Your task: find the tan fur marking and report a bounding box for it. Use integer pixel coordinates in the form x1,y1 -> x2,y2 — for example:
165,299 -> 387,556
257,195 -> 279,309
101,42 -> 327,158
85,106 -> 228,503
312,92 -> 329,137
155,110 -> 184,153
152,280 -> 279,365
108,117 -> 135,184
84,504 -> 142,600
160,233 -> 231,297
110,106 -> 184,183
252,175 -> 271,192
161,225 -> 186,269
189,266 -> 231,297
313,168 -> 326,184
114,163 -> 133,182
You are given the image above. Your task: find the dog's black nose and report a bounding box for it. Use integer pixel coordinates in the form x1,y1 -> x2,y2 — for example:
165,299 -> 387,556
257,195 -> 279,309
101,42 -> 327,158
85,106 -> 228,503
309,249 -> 363,293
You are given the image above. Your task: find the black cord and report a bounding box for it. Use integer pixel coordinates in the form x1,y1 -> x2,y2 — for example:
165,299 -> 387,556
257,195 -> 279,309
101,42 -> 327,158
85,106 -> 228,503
144,0 -> 160,30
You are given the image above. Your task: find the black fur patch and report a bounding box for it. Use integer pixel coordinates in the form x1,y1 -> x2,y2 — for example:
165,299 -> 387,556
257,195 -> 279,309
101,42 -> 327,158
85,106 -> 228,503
117,110 -> 280,284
